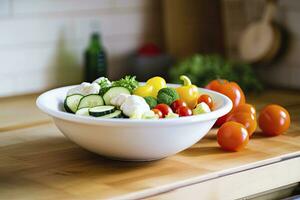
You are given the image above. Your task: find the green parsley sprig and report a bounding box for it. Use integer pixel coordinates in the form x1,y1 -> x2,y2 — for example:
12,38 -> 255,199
112,75 -> 139,93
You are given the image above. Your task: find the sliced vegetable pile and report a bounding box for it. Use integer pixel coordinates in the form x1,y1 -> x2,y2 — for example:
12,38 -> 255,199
64,75 -> 212,120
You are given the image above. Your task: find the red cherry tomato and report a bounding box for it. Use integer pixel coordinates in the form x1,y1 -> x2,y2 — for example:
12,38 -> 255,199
258,104 -> 290,136
154,104 -> 172,118
152,109 -> 163,118
217,121 -> 249,151
171,99 -> 187,112
197,94 -> 214,110
176,106 -> 192,117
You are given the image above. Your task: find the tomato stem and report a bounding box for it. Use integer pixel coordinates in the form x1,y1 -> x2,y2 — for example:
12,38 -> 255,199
217,78 -> 226,85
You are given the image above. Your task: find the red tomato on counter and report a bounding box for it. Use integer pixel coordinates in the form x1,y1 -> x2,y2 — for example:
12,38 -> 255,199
234,103 -> 256,117
205,79 -> 246,126
258,104 -> 290,136
227,112 -> 257,137
217,121 -> 249,151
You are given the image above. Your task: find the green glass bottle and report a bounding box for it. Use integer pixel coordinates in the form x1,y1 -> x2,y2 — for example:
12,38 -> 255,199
84,33 -> 107,82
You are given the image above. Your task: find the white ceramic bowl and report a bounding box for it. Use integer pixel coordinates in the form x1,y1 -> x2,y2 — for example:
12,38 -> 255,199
36,84 -> 232,161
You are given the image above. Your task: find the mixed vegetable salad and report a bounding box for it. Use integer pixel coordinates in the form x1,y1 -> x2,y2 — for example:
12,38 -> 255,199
64,75 -> 213,119
64,75 -> 291,152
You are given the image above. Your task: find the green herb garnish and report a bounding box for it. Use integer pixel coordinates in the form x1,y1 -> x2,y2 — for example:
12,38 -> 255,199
112,75 -> 139,93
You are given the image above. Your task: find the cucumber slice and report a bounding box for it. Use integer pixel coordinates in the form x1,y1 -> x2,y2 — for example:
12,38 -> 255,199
64,94 -> 83,113
98,110 -> 122,119
103,87 -> 130,105
75,107 -> 90,116
89,106 -> 116,117
78,94 -> 104,109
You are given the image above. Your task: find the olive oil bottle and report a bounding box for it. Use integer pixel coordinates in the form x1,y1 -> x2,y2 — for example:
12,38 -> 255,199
84,33 -> 107,82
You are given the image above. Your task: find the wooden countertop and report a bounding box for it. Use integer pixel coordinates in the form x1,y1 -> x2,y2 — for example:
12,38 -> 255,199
0,90 -> 300,200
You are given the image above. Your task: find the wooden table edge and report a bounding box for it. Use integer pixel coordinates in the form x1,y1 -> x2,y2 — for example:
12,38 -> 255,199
111,152 -> 300,200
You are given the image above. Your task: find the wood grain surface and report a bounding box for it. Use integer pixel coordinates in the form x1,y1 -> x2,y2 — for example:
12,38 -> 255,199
0,94 -> 51,132
0,90 -> 299,200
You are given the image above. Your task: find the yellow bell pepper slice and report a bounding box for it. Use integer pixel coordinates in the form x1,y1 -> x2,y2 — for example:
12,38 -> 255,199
146,76 -> 166,97
176,75 -> 199,109
134,76 -> 166,98
133,84 -> 155,97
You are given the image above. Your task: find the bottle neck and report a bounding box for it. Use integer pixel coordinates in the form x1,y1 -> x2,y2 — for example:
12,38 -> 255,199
89,33 -> 102,51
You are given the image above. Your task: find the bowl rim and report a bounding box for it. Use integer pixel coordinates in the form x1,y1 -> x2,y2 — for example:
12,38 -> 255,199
36,84 -> 232,126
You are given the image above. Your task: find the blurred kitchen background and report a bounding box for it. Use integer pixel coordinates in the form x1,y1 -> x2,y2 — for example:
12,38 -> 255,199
0,0 -> 299,97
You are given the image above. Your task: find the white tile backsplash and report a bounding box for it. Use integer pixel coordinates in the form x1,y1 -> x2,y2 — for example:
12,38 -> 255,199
0,76 -> 14,96
280,39 -> 300,67
114,0 -> 158,9
0,18 -> 76,47
278,10 -> 300,36
0,0 -> 10,17
0,0 -> 162,97
279,0 -> 300,10
74,12 -> 160,40
258,64 -> 292,88
290,67 -> 300,88
0,11 -> 159,47
12,0 -> 113,15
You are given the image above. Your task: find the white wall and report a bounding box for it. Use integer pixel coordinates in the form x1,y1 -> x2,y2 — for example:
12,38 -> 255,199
0,0 -> 162,97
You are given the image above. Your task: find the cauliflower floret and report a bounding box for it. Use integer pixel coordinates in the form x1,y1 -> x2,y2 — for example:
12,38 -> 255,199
110,93 -> 131,107
192,102 -> 211,115
142,110 -> 159,119
165,112 -> 179,118
92,77 -> 112,88
120,95 -> 150,118
67,82 -> 100,96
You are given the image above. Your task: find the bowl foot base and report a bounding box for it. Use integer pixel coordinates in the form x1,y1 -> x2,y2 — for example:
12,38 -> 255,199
101,155 -> 168,162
